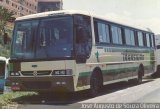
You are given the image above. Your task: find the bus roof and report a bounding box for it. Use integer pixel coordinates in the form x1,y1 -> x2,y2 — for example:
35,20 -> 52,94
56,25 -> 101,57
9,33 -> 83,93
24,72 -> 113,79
16,10 -> 152,33
0,56 -> 7,61
16,10 -> 89,21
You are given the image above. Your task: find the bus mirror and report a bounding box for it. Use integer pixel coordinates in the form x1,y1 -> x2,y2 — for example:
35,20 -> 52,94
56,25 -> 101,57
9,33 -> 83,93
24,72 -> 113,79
76,27 -> 85,43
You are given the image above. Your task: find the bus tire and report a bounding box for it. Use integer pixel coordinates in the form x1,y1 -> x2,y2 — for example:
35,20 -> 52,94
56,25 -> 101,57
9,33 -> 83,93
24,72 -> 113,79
90,69 -> 103,97
137,64 -> 144,84
151,65 -> 160,78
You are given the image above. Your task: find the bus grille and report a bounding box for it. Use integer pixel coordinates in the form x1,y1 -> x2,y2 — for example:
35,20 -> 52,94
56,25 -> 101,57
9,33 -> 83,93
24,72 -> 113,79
37,71 -> 51,76
21,71 -> 51,76
23,81 -> 51,89
21,71 -> 33,76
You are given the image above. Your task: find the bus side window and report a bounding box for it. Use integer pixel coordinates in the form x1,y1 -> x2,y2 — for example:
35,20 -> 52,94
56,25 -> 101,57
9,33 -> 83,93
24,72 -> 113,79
146,33 -> 151,47
137,31 -> 144,47
150,34 -> 155,48
95,21 -> 110,44
111,25 -> 122,45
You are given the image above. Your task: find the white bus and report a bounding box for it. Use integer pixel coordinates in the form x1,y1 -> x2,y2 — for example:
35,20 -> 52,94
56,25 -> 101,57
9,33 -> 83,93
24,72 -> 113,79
8,10 -> 156,96
0,57 -> 8,93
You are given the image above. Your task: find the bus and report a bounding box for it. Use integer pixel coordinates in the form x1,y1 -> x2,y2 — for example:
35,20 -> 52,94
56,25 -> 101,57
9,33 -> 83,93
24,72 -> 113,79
154,35 -> 160,75
8,10 -> 156,96
0,57 -> 8,93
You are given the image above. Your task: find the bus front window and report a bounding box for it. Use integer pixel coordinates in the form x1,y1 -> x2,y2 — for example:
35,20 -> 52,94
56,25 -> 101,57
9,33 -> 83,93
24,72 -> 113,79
12,16 -> 73,60
12,21 -> 38,59
36,17 -> 73,59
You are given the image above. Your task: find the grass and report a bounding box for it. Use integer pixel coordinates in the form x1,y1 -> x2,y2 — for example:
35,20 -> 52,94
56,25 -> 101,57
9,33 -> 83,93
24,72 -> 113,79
0,92 -> 37,106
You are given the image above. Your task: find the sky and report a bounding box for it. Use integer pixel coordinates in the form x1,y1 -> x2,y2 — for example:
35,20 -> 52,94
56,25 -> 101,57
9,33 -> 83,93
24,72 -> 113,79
63,0 -> 160,34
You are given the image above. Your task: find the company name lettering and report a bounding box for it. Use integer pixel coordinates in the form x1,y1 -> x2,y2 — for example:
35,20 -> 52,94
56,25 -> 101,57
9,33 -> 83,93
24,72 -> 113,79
122,53 -> 144,61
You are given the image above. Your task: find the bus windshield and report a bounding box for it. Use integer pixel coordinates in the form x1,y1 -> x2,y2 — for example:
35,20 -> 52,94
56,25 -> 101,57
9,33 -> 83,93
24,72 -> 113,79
11,16 -> 73,60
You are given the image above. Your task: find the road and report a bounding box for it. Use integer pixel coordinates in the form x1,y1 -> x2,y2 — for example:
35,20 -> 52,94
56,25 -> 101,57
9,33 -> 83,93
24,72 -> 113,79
14,77 -> 160,109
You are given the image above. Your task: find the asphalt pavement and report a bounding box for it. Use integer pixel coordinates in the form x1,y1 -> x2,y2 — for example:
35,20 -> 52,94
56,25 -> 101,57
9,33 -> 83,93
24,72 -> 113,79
9,77 -> 160,109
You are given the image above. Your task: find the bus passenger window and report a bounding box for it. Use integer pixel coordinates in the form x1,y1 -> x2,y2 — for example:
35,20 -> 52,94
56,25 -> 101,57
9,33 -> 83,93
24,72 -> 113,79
97,23 -> 110,43
150,34 -> 155,47
124,29 -> 135,46
138,32 -> 144,47
111,25 -> 122,44
146,33 -> 151,47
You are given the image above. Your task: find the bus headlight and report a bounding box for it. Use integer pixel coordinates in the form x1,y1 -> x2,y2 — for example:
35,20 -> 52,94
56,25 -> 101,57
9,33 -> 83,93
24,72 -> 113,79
10,72 -> 20,76
12,82 -> 19,85
11,72 -> 14,76
52,69 -> 72,75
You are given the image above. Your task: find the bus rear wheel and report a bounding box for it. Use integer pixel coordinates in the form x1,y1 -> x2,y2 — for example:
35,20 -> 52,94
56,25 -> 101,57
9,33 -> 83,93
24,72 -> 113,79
90,70 -> 103,97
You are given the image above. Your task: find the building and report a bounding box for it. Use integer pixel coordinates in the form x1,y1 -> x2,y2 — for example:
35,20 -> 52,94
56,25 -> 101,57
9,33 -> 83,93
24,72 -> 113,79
37,0 -> 62,13
0,0 -> 63,17
0,0 -> 37,17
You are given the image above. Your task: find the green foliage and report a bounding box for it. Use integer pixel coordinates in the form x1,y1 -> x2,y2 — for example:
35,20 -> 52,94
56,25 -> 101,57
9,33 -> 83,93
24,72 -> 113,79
0,92 -> 36,105
0,29 -> 12,58
0,6 -> 14,57
0,6 -> 14,35
0,45 -> 10,58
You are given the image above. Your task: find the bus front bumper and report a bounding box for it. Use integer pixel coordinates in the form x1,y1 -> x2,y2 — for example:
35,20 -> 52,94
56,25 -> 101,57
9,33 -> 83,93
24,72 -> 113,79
8,76 -> 75,92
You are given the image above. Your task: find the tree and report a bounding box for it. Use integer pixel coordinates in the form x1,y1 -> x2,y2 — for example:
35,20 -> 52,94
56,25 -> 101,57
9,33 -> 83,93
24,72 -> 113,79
0,6 -> 14,36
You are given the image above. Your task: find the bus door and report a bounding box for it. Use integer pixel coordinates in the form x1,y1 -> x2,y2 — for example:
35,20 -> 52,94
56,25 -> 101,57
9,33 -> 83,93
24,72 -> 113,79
0,61 -> 6,92
74,15 -> 92,63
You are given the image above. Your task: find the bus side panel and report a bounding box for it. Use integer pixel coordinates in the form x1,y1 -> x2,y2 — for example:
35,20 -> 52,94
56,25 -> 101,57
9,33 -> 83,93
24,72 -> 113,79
75,46 -> 155,91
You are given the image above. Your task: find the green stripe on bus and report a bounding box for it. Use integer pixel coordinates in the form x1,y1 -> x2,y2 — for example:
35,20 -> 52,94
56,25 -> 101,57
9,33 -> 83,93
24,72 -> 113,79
79,65 -> 152,78
102,47 -> 153,53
